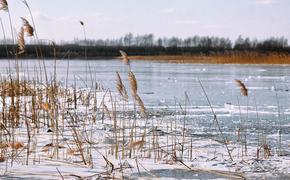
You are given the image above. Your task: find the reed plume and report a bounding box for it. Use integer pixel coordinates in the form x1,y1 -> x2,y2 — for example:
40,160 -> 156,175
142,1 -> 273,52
235,79 -> 248,96
0,0 -> 8,11
120,50 -> 130,65
102,103 -> 111,119
21,17 -> 34,36
17,27 -> 25,54
116,72 -> 128,101
135,94 -> 147,118
128,71 -> 137,98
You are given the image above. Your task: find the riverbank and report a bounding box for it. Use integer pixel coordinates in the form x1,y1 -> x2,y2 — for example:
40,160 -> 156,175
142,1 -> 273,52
129,53 -> 290,64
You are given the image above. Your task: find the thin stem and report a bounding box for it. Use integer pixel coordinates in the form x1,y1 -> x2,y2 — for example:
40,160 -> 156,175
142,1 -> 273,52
198,79 -> 233,161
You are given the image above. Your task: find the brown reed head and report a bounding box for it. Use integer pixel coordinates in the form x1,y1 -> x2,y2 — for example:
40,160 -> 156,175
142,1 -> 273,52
235,79 -> 248,96
116,72 -> 128,101
128,71 -> 137,98
119,50 -> 130,65
102,103 -> 111,119
116,72 -> 123,94
0,0 -> 8,11
21,17 -> 34,36
17,27 -> 25,54
135,94 -> 147,118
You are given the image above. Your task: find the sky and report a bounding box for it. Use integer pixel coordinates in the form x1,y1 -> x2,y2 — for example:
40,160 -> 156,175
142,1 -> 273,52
0,0 -> 289,42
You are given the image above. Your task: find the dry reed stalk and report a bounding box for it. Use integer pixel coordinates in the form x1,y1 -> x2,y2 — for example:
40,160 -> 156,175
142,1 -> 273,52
235,79 -> 248,96
79,20 -> 87,60
0,0 -> 8,11
199,80 -> 233,161
128,71 -> 137,98
67,113 -> 87,165
24,97 -> 31,165
235,79 -> 249,156
120,50 -> 130,65
1,0 -> 16,58
0,18 -> 9,59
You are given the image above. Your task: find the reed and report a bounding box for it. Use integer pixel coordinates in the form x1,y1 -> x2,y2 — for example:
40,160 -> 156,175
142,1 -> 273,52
235,79 -> 248,96
0,0 -> 8,11
199,80 -> 233,161
235,79 -> 249,156
120,50 -> 130,65
17,27 -> 25,54
21,17 -> 34,36
128,71 -> 138,98
116,72 -> 128,101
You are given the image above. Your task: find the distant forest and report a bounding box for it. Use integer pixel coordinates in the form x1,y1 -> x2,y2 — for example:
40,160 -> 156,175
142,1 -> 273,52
0,33 -> 289,59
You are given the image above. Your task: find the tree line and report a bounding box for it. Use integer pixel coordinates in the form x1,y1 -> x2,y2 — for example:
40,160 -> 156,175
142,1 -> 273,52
0,33 -> 289,59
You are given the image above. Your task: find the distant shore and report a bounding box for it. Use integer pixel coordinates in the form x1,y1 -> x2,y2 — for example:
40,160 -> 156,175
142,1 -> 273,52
128,53 -> 290,64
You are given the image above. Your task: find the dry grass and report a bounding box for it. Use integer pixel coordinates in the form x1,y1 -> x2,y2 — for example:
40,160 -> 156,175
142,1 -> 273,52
128,52 -> 290,64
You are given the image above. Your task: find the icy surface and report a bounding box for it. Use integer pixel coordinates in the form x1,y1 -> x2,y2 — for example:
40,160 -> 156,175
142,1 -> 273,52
0,60 -> 290,179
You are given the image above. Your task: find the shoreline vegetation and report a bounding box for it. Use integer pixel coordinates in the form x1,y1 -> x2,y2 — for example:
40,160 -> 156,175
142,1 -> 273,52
1,44 -> 290,64
0,33 -> 290,64
129,53 -> 290,64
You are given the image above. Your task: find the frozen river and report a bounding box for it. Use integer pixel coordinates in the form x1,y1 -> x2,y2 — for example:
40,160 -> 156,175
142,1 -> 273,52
1,59 -> 290,178
2,59 -> 290,138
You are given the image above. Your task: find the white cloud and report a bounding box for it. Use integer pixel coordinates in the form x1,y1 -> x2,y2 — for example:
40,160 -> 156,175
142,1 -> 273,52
159,8 -> 175,14
175,20 -> 199,25
31,11 -> 52,21
255,0 -> 277,5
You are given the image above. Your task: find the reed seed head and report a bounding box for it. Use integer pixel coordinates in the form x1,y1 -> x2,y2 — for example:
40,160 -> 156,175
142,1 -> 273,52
235,79 -> 248,96
21,17 -> 34,36
0,0 -> 8,11
116,72 -> 123,94
135,94 -> 147,118
102,103 -> 111,119
116,72 -> 128,101
119,50 -> 130,65
17,27 -> 25,54
128,71 -> 137,98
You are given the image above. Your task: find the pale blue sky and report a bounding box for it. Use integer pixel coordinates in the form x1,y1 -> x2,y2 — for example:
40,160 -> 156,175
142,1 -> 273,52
1,0 -> 289,42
